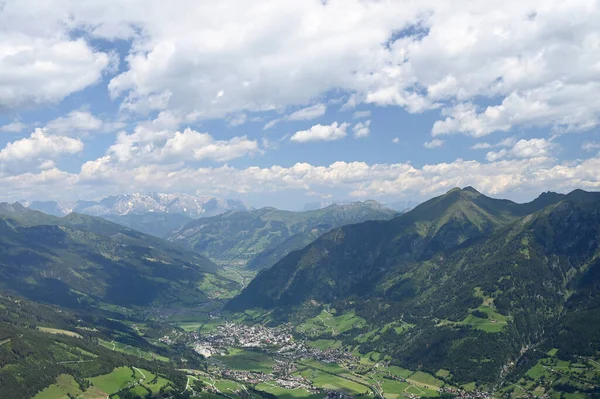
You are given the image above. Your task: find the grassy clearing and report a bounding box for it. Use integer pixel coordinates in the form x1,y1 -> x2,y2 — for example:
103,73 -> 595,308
33,374 -> 82,399
302,369 -> 368,395
37,327 -> 83,338
98,339 -> 170,362
459,305 -> 508,333
462,382 -> 476,392
407,371 -> 444,389
90,367 -> 137,395
175,322 -> 205,332
213,348 -> 274,373
386,366 -> 414,379
297,309 -> 367,336
379,378 -> 410,399
256,382 -> 323,399
547,348 -> 559,356
435,369 -> 451,378
306,339 -> 342,350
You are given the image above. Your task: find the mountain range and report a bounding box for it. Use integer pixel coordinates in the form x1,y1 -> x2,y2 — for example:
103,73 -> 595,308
227,187 -> 600,383
20,193 -> 250,237
167,200 -> 399,269
0,202 -> 238,309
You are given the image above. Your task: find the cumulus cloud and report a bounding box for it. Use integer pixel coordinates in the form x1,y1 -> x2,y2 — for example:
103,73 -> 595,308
392,137 -> 400,144
108,124 -> 259,165
3,0 -> 600,137
471,136 -> 516,150
0,129 -> 83,174
45,111 -> 104,136
486,138 -> 556,161
3,154 -> 598,205
288,104 -> 327,121
353,110 -> 371,119
582,142 -> 600,152
290,122 -> 349,143
0,121 -> 27,133
353,120 -> 371,138
264,104 -> 327,129
424,139 -> 444,149
0,36 -> 113,110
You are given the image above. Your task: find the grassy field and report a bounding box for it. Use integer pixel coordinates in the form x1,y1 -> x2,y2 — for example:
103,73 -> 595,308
90,366 -> 138,395
500,355 -> 600,398
459,305 -> 508,333
37,327 -> 83,338
306,339 -> 342,350
33,374 -> 82,399
256,382 -> 323,399
386,366 -> 414,379
301,369 -> 369,395
406,371 -> 444,389
98,339 -> 170,362
379,378 -> 410,399
435,369 -> 451,378
213,348 -> 275,373
296,309 -> 367,336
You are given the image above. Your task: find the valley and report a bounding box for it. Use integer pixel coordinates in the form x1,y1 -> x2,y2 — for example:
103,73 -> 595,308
1,188 -> 599,399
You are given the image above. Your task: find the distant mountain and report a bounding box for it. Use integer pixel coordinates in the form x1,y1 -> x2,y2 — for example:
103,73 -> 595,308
21,193 -> 250,218
101,212 -> 194,238
226,188 -> 600,383
168,200 -> 399,269
0,203 -> 238,309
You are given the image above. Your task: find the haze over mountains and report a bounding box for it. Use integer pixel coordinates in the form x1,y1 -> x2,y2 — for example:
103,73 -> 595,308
168,200 -> 399,269
21,193 -> 249,218
20,193 -> 250,238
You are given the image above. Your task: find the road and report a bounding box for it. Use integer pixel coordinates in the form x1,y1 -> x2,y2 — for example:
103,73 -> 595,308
0,338 -> 11,346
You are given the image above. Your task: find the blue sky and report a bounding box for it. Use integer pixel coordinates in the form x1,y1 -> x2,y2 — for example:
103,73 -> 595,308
0,0 -> 599,209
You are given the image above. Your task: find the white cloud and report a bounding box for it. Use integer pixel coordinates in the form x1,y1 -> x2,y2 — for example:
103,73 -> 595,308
471,136 -> 516,150
290,122 -> 349,143
108,123 -> 259,165
353,110 -> 371,119
0,121 -> 27,133
424,139 -> 444,149
353,120 -> 371,138
486,138 -> 556,161
2,0 -> 600,137
5,154 -> 598,205
0,128 -> 83,174
263,104 -> 327,129
288,104 -> 327,121
392,137 -> 400,144
582,142 -> 600,152
228,113 -> 247,127
0,36 -> 113,110
45,111 -> 104,136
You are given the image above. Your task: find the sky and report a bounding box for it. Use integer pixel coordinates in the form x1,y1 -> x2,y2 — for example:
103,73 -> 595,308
0,0 -> 599,209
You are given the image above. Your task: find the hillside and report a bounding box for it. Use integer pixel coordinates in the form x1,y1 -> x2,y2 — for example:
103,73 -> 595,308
168,200 -> 398,269
225,188 -> 600,383
0,203 -> 239,309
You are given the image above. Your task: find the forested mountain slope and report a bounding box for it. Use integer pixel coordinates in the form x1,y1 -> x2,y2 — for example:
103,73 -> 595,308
227,188 -> 600,382
168,200 -> 398,269
0,203 -> 238,309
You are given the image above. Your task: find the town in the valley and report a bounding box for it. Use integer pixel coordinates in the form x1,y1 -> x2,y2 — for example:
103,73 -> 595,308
159,322 -> 492,399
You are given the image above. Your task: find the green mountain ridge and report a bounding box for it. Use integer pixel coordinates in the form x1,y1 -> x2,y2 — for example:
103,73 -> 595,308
226,188 -> 600,383
168,200 -> 399,269
0,203 -> 238,310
